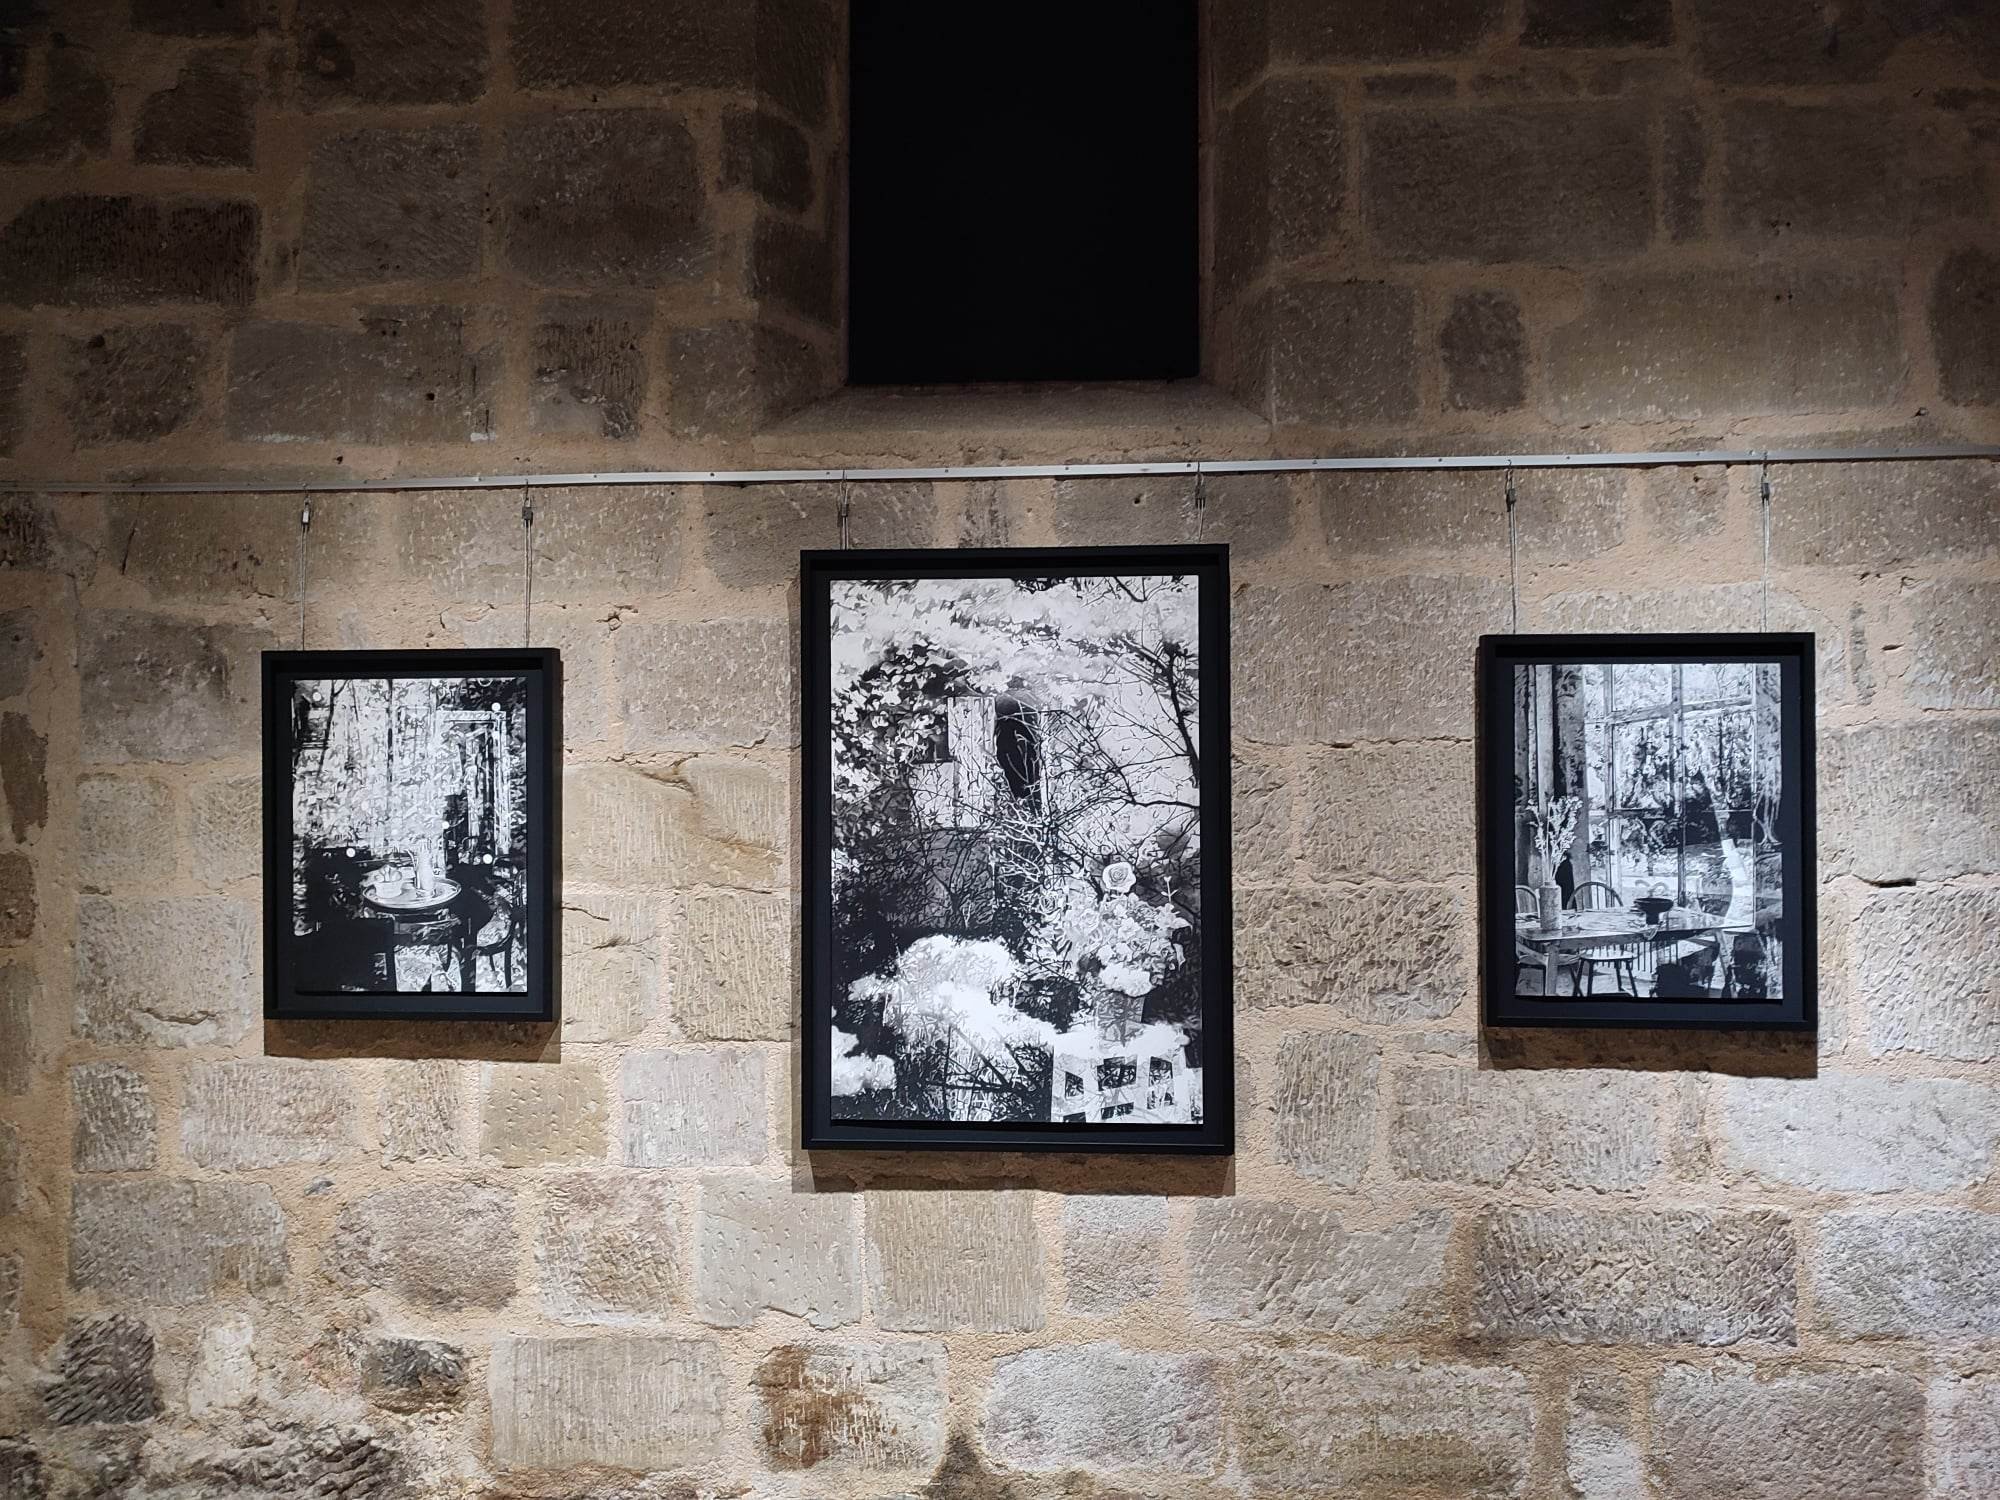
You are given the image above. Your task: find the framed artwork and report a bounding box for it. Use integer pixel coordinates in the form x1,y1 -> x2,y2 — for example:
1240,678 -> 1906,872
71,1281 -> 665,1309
801,546 -> 1232,1152
1479,633 -> 1816,1030
262,649 -> 560,1022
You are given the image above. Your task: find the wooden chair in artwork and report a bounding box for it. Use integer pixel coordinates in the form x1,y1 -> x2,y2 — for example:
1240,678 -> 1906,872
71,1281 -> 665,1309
1569,880 -> 1641,995
1515,885 -> 1538,917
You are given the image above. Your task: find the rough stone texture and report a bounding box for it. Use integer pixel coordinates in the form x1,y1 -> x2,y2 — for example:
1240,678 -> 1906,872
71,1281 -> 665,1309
185,1313 -> 255,1417
1237,1351 -> 1534,1497
696,1176 -> 861,1329
502,112 -> 709,289
1271,1032 -> 1380,1188
489,1337 -> 725,1471
71,1063 -> 158,1173
511,0 -> 750,91
667,889 -> 789,1040
0,713 -> 44,844
1275,0 -> 1504,60
725,108 -> 815,213
1238,884 -> 1467,1020
538,1173 -> 682,1324
1300,742 -> 1475,882
1906,579 -> 2000,709
360,1337 -> 465,1411
188,774 -> 256,887
0,1120 -> 16,1214
530,296 -> 649,440
1524,0 -> 1671,46
1471,1207 -> 1796,1345
227,308 -> 493,444
616,620 -> 794,750
1824,722 -> 2000,882
1687,0 -> 1901,84
0,853 -> 31,944
378,1059 -> 464,1161
1392,1068 -> 1661,1189
566,764 -> 781,889
1813,1210 -> 2000,1338
79,612 -> 267,764
1650,1361 -> 1922,1500
1365,104 -> 1652,263
1933,1375 -> 2000,1500
135,48 -> 254,168
753,219 -> 836,327
1546,268 -> 1904,421
1236,579 -> 1507,742
295,0 -> 488,106
1717,1075 -> 2000,1192
1062,1197 -> 1167,1314
1773,459 -> 2000,566
70,1179 -> 287,1305
560,892 -> 660,1044
0,45 -> 111,166
1048,471 -> 1292,559
0,195 -> 257,307
182,1061 -> 358,1170
1190,1201 -> 1451,1336
1566,1371 -> 1642,1500
866,1190 -> 1045,1333
480,1063 -> 606,1166
1854,887 -> 2000,1061
1440,290 -> 1527,410
1269,280 -> 1419,425
621,1048 -> 766,1167
103,492 -> 297,603
397,484 -> 686,604
1934,247 -> 2000,405
0,961 -> 34,1095
755,1340 -> 945,1473
666,318 -> 828,439
64,325 -> 206,445
0,1256 -> 17,1333
703,483 -> 936,589
0,608 -> 37,698
985,1343 -> 1221,1475
1720,102 -> 1985,242
324,1182 -> 516,1310
41,1315 -> 162,1426
300,125 -> 481,288
74,897 -> 256,1047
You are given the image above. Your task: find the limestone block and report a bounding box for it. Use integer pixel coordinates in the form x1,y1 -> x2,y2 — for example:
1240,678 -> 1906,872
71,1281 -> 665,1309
1470,1207 -> 1795,1345
754,1339 -> 945,1473
1812,1210 -> 2000,1337
0,195 -> 257,307
1238,885 -> 1467,1021
182,1060 -> 358,1169
695,1176 -> 861,1329
479,1063 -> 607,1167
865,1189 -> 1045,1333
1716,1074 -> 2000,1192
566,764 -> 781,889
1299,742 -> 1475,882
378,1059 -> 465,1162
667,888 -> 790,1040
300,125 -> 480,289
488,1336 -> 726,1471
79,776 -> 177,892
1271,1031 -> 1380,1189
984,1342 -> 1222,1474
70,1179 -> 287,1305
361,1336 -> 466,1411
560,891 -> 660,1044
539,1172 -> 683,1323
79,612 -> 268,763
1932,1375 -> 2000,1500
1855,887 -> 2000,1062
616,620 -> 794,751
75,897 -> 256,1047
1389,1068 -> 1661,1190
620,1048 -> 767,1167
41,1314 -> 161,1426
324,1182 -> 516,1311
1824,722 -> 2000,882
71,1063 -> 158,1172
1189,1201 -> 1450,1336
1062,1196 -> 1167,1314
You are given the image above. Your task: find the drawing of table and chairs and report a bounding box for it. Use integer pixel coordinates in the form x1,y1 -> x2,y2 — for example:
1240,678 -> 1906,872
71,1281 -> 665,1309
1515,901 -> 1748,999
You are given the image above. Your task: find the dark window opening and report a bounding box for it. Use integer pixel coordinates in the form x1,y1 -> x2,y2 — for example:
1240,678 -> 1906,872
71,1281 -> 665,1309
848,2 -> 1199,385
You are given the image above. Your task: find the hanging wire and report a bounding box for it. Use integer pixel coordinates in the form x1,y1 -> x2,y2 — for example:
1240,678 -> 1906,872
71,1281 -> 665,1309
296,497 -> 312,649
836,470 -> 852,549
1191,461 -> 1207,540
1504,463 -> 1521,633
1758,455 -> 1773,631
521,483 -> 535,647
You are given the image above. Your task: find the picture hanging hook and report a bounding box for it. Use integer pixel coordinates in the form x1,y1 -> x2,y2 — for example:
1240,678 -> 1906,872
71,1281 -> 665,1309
1191,462 -> 1207,541
297,497 -> 312,649
1758,454 -> 1773,631
837,471 -> 853,550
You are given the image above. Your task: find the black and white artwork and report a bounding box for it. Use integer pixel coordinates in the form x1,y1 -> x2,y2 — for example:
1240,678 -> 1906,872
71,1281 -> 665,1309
802,547 -> 1233,1152
1481,634 -> 1815,1030
264,650 -> 559,1022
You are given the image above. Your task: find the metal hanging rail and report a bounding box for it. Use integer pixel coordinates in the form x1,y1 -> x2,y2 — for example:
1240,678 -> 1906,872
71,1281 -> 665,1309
1,443 -> 1994,494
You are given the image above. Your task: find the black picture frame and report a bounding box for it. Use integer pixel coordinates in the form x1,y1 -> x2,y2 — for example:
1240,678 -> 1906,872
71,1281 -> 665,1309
262,649 -> 561,1023
801,546 -> 1233,1153
1479,633 -> 1816,1030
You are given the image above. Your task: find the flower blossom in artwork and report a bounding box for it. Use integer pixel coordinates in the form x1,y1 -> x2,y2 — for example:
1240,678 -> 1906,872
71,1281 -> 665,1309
1101,860 -> 1137,893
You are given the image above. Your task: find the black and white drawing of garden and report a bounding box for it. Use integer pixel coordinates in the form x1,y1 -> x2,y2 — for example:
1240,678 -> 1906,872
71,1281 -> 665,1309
825,572 -> 1208,1126
1510,658 -> 1789,1003
289,674 -> 529,995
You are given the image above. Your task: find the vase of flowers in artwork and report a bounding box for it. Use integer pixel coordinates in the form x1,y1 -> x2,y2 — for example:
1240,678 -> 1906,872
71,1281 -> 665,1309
1526,795 -> 1581,932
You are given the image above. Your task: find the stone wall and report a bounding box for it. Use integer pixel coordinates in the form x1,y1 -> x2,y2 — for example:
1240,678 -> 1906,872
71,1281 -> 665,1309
2,0 -> 2000,1496
3,459 -> 2000,1497
0,0 -> 1993,476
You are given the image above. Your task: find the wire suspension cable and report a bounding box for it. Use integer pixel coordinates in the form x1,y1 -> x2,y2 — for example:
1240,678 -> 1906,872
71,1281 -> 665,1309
297,498 -> 312,649
1759,456 -> 1774,632
521,483 -> 535,648
1504,464 -> 1521,633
